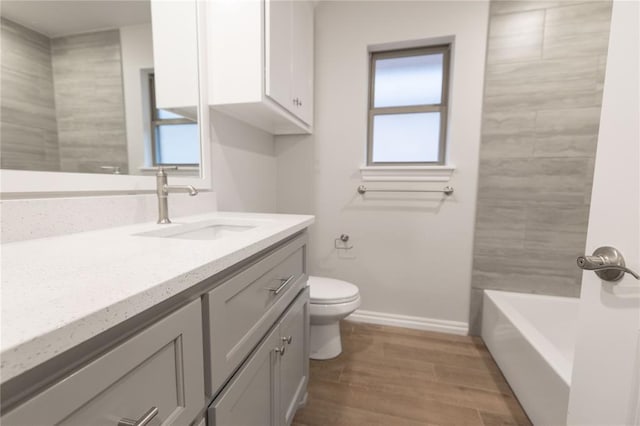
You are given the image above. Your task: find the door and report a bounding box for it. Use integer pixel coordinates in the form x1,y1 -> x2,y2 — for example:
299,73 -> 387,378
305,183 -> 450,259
566,1 -> 640,425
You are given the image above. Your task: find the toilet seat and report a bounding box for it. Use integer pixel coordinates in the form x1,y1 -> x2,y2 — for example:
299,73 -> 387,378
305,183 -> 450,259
308,276 -> 359,305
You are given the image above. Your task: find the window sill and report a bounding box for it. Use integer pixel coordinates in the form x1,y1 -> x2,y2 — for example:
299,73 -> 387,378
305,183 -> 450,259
138,166 -> 200,176
359,165 -> 455,182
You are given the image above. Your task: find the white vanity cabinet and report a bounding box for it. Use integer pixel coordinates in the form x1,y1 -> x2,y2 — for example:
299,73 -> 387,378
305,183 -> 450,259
1,229 -> 311,426
208,289 -> 309,426
207,0 -> 314,135
2,299 -> 206,426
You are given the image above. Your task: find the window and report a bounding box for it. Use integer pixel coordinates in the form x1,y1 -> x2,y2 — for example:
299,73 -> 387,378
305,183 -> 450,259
367,45 -> 450,165
148,74 -> 199,166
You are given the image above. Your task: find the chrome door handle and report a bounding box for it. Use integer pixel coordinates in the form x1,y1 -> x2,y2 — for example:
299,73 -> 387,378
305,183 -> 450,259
282,335 -> 292,345
577,246 -> 640,282
118,407 -> 159,426
267,275 -> 296,295
275,345 -> 286,356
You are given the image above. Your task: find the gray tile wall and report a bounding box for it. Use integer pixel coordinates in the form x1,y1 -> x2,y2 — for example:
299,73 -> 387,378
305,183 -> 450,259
470,0 -> 612,334
1,18 -> 61,172
51,30 -> 129,174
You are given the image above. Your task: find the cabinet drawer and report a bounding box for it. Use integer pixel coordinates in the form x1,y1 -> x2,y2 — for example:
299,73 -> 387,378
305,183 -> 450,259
3,300 -> 205,426
206,236 -> 307,395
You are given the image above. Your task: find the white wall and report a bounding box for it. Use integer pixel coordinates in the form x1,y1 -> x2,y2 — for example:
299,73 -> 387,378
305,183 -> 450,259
120,23 -> 154,173
211,111 -> 277,213
276,0 -> 489,328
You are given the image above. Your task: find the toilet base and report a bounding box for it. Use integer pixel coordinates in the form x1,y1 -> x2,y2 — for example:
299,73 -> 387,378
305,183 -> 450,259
310,322 -> 342,360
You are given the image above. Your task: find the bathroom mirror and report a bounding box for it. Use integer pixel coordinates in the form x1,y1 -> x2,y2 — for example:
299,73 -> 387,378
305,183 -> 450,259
0,0 -> 211,193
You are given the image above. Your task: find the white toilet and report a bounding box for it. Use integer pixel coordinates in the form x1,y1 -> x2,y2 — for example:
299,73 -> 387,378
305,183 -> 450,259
308,276 -> 361,360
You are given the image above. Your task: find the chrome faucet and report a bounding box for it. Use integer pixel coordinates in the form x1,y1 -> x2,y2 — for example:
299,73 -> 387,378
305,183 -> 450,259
155,166 -> 198,224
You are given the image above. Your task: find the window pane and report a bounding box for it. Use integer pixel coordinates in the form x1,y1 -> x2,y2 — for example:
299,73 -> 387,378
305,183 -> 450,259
155,124 -> 200,165
157,109 -> 185,120
372,113 -> 441,163
373,53 -> 443,108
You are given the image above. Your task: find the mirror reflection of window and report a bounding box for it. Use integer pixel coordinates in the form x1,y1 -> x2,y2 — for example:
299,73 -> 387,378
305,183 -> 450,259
148,74 -> 199,166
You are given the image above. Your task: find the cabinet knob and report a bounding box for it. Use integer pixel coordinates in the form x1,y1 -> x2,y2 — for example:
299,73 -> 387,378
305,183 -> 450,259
282,336 -> 292,345
275,345 -> 286,356
118,407 -> 159,426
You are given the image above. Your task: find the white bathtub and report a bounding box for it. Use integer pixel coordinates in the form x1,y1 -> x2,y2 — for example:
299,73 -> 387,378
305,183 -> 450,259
482,290 -> 579,426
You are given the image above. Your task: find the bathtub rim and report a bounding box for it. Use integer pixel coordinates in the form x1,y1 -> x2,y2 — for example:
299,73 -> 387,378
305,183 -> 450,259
483,289 -> 576,386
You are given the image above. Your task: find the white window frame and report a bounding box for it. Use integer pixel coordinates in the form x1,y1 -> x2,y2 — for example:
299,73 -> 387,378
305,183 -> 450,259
367,45 -> 451,166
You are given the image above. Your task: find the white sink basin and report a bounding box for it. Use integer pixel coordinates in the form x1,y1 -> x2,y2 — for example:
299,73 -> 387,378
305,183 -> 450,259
135,221 -> 257,240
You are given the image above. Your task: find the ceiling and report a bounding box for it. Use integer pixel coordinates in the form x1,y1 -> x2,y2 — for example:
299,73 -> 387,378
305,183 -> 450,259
1,0 -> 151,38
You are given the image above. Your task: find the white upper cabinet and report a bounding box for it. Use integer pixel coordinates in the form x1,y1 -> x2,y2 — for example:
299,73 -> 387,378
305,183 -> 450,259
207,0 -> 314,135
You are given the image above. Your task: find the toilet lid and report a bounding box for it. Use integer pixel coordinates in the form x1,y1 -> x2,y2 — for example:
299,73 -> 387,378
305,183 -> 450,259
308,276 -> 360,304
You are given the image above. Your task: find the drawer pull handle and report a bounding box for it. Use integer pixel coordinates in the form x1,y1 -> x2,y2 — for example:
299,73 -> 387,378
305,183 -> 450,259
118,407 -> 159,426
282,336 -> 292,345
267,275 -> 296,295
275,345 -> 286,356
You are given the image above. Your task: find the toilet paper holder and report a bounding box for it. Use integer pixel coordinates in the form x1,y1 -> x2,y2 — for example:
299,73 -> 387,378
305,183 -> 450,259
334,234 -> 353,250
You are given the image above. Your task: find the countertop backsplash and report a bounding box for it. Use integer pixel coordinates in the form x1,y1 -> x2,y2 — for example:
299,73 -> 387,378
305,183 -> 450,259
0,191 -> 218,243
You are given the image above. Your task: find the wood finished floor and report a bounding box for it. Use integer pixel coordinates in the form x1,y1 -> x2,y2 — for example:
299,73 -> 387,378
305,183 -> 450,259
293,321 -> 532,426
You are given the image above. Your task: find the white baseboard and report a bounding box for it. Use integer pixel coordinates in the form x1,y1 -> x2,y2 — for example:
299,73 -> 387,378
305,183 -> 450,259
346,309 -> 468,335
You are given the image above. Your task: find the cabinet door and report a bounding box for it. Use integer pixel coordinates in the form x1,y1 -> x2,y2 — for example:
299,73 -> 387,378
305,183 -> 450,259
265,0 -> 293,111
279,288 -> 310,426
3,300 -> 205,426
209,327 -> 280,426
291,0 -> 314,125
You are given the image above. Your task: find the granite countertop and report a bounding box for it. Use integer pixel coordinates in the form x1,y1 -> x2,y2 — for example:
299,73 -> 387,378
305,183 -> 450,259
0,211 -> 314,384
